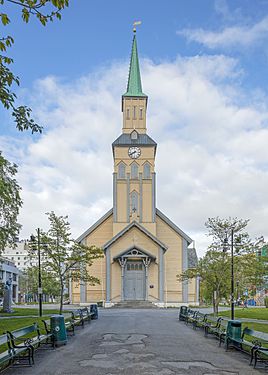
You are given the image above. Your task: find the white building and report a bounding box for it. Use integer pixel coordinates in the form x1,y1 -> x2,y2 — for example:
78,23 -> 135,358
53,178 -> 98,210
3,240 -> 37,271
0,257 -> 19,303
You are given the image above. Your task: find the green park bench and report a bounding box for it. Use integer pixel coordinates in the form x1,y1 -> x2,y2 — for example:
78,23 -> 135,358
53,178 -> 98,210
192,312 -> 208,330
0,332 -> 33,369
80,307 -> 94,323
7,322 -> 54,356
185,309 -> 197,325
204,316 -> 222,337
252,330 -> 268,369
71,309 -> 85,328
225,327 -> 268,368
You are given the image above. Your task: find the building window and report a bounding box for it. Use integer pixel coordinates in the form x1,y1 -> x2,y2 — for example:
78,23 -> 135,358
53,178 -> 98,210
133,106 -> 136,119
126,108 -> 130,120
130,191 -> 138,213
131,162 -> 138,179
16,252 -> 18,254
18,257 -> 20,260
143,162 -> 151,179
131,130 -> 138,140
118,162 -> 126,179
13,274 -> 17,282
18,262 -> 20,265
139,108 -> 143,119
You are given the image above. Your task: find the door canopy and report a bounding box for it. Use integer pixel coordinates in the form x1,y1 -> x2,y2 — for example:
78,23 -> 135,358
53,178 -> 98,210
113,245 -> 156,266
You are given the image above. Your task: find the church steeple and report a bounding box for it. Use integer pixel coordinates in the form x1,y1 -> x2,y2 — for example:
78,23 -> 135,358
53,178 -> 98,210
123,34 -> 147,98
122,32 -> 148,134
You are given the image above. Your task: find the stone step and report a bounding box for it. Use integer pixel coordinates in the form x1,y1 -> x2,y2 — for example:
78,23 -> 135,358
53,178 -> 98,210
111,301 -> 158,309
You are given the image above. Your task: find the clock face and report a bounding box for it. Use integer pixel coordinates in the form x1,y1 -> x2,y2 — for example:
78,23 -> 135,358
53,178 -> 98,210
128,146 -> 141,159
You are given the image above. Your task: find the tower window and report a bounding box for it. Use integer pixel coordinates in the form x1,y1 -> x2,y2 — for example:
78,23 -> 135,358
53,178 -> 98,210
130,191 -> 138,213
118,162 -> 126,179
143,162 -> 151,179
126,108 -> 130,120
133,106 -> 136,119
139,108 -> 143,119
131,162 -> 138,179
131,130 -> 138,140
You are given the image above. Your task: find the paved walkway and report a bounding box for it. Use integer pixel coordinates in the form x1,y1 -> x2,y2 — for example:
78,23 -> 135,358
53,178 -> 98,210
7,309 -> 267,375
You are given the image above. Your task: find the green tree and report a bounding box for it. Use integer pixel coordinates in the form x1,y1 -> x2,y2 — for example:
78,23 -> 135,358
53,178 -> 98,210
36,212 -> 103,314
178,217 -> 267,314
0,152 -> 22,252
20,266 -> 61,301
0,0 -> 69,132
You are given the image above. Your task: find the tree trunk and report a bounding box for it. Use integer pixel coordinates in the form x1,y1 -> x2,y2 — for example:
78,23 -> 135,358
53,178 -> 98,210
59,284 -> 64,315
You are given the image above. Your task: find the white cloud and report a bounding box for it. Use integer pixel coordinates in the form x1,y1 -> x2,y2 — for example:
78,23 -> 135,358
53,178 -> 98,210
177,16 -> 268,49
1,54 -> 268,257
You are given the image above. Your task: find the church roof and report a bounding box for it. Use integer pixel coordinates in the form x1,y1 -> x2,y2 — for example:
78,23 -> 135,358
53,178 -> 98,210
103,220 -> 168,251
156,208 -> 193,245
76,209 -> 113,244
123,34 -> 147,98
112,133 -> 157,148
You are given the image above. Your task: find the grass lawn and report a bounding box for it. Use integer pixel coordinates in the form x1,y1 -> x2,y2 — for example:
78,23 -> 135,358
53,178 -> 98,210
219,308 -> 268,320
0,308 -> 68,317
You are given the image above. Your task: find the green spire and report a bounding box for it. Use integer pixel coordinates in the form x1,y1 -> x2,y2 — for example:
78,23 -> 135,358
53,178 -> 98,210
123,34 -> 147,97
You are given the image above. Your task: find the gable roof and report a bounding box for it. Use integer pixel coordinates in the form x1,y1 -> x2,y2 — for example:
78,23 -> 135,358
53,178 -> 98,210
76,208 -> 113,243
156,208 -> 193,245
103,220 -> 168,251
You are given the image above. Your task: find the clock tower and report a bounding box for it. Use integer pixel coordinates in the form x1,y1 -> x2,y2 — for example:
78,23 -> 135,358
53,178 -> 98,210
112,32 -> 157,236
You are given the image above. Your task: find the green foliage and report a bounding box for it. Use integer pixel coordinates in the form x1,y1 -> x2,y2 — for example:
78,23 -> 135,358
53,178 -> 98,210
265,296 -> 268,308
0,152 -> 22,252
178,217 -> 267,314
0,0 -> 69,132
31,212 -> 103,314
19,266 -> 61,298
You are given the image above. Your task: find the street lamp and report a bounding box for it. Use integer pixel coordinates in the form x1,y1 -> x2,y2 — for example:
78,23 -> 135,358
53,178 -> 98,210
29,228 -> 43,317
223,227 -> 235,320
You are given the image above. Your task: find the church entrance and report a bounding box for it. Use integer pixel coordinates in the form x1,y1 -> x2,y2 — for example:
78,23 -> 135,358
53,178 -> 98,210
124,261 -> 145,301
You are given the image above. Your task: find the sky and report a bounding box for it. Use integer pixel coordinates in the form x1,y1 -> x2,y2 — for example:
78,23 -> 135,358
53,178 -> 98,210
1,0 -> 268,257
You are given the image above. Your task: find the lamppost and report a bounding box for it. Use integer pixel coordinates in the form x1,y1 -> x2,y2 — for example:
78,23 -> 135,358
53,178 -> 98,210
30,228 -> 42,317
223,227 -> 235,320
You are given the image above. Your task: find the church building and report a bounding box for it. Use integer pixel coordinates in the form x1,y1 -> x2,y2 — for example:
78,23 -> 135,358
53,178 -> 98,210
71,31 -> 199,307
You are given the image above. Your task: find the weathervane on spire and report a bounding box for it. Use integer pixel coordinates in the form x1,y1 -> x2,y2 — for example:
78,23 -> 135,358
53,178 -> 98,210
133,21 -> 142,33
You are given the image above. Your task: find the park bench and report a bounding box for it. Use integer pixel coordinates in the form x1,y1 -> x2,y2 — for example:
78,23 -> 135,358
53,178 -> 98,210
71,309 -> 85,328
7,323 -> 54,356
0,332 -> 33,369
252,330 -> 268,369
185,309 -> 196,325
218,319 -> 228,346
192,312 -> 208,330
80,307 -> 94,323
225,327 -> 268,368
204,316 -> 222,337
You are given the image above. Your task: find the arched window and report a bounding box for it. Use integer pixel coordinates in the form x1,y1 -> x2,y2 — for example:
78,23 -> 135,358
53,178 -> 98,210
143,162 -> 151,179
131,162 -> 138,179
130,191 -> 138,213
139,108 -> 143,119
126,108 -> 130,120
118,162 -> 126,179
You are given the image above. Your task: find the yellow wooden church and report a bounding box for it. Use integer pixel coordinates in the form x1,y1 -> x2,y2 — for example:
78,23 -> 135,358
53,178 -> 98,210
71,31 -> 199,307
